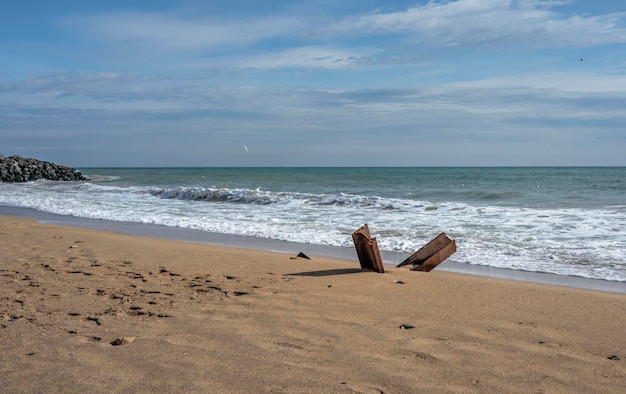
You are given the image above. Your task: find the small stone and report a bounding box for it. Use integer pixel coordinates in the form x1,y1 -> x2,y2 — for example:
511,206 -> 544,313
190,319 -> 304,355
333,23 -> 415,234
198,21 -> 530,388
607,355 -> 620,361
110,336 -> 136,346
399,324 -> 415,330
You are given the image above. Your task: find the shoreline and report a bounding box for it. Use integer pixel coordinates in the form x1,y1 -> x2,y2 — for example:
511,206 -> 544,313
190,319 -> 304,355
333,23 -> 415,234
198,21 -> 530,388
1,204 -> 625,294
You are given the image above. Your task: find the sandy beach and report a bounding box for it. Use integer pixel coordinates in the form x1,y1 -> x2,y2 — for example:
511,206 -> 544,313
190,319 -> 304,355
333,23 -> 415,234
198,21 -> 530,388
1,215 -> 624,393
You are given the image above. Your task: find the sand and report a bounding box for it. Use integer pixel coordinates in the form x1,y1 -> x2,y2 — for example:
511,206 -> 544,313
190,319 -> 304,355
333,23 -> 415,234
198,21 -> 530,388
1,215 -> 624,393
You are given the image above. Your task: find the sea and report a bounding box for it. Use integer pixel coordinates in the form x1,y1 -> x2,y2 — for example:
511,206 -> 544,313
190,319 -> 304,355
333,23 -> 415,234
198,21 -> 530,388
1,167 -> 625,284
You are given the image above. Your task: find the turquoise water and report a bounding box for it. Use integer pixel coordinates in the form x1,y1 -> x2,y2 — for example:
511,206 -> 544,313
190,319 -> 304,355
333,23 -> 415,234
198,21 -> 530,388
1,167 -> 625,281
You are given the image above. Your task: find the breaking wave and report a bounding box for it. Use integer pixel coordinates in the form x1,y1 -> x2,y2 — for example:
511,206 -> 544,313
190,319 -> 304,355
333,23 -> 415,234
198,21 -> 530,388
149,187 -> 405,210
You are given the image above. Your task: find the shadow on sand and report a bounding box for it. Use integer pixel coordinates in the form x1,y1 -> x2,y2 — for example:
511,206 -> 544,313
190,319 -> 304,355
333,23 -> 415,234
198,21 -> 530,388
286,268 -> 368,277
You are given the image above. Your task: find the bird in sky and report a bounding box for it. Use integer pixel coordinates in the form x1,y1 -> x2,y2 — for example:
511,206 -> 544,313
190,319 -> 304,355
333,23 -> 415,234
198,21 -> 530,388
243,145 -> 249,152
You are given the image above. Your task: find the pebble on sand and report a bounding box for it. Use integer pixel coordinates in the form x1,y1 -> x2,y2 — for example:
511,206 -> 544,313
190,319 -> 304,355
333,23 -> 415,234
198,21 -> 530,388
110,337 -> 136,346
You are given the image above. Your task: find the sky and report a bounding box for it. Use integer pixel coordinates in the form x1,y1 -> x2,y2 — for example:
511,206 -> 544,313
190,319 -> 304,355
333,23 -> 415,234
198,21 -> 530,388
1,0 -> 625,167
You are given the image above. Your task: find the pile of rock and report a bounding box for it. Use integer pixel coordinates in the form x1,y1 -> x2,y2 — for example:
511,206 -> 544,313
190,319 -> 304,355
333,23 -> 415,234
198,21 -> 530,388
0,155 -> 88,182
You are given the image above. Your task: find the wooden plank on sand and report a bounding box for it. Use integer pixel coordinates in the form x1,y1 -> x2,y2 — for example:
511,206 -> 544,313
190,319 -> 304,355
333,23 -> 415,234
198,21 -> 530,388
397,232 -> 456,272
351,224 -> 385,273
412,239 -> 456,272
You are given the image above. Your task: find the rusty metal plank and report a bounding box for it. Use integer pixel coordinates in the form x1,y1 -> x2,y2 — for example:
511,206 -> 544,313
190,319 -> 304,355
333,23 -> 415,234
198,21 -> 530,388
412,240 -> 456,272
351,224 -> 385,273
397,233 -> 451,267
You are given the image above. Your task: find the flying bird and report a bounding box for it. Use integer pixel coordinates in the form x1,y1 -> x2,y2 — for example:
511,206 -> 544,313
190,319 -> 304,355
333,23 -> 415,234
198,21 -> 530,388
243,145 -> 249,152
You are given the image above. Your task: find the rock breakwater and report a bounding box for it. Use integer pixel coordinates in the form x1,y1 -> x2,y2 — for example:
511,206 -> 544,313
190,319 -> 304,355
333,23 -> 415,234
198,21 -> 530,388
0,155 -> 87,182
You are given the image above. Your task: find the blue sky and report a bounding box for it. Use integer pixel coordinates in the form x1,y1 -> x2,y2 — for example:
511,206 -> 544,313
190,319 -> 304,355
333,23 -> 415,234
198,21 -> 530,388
1,0 -> 625,167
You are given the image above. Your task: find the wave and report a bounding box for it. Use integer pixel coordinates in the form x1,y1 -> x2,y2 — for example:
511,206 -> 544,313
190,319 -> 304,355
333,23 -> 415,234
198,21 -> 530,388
462,190 -> 525,200
432,189 -> 527,201
84,174 -> 122,182
150,187 -> 282,205
149,187 -> 408,210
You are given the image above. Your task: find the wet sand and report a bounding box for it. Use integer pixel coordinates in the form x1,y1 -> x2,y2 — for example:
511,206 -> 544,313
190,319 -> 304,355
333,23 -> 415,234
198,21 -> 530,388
1,215 -> 625,393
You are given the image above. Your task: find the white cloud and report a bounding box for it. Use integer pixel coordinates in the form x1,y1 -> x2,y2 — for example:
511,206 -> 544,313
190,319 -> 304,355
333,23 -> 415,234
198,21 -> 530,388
55,2 -> 626,73
449,71 -> 626,93
65,12 -> 304,51
323,0 -> 626,48
5,67 -> 625,120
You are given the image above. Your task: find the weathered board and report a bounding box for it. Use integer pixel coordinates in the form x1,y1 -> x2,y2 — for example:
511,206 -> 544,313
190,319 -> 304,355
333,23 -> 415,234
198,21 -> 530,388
412,239 -> 456,272
351,224 -> 385,273
397,232 -> 456,272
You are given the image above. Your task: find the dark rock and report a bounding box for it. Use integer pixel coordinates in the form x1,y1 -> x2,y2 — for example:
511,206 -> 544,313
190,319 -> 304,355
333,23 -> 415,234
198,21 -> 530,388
0,155 -> 88,182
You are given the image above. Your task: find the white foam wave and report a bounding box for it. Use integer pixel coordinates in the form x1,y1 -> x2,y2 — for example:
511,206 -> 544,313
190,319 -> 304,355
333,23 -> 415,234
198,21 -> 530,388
83,174 -> 121,182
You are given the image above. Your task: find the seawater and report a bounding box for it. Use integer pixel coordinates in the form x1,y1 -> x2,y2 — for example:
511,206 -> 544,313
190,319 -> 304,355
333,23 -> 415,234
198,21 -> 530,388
1,167 -> 624,282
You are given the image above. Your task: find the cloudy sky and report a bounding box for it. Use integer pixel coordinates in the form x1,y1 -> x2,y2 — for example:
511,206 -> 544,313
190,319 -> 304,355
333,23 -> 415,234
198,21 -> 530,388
1,0 -> 625,167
